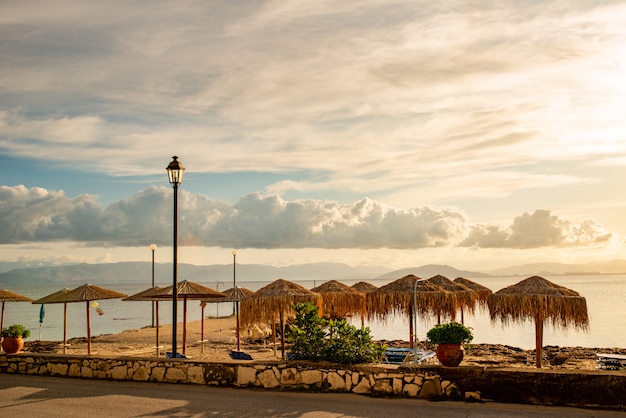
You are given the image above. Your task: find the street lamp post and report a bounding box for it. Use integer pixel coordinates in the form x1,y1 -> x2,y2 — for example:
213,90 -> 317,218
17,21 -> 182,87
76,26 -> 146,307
232,250 -> 237,315
166,156 -> 185,358
150,243 -> 157,327
412,276 -> 429,348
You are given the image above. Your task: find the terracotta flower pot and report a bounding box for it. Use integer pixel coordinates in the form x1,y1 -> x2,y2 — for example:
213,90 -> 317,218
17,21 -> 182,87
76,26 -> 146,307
2,336 -> 24,354
436,343 -> 464,367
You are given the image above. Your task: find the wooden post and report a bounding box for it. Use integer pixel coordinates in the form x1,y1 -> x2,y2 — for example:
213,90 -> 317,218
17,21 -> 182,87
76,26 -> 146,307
535,318 -> 543,368
236,301 -> 240,351
86,301 -> 91,354
182,297 -> 187,355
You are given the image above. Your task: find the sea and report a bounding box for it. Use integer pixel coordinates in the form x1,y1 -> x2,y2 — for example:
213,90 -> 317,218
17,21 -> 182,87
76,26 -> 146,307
3,274 -> 625,350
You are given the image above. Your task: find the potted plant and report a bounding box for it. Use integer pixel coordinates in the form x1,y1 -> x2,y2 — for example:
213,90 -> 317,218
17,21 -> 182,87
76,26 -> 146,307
426,322 -> 473,367
1,324 -> 31,354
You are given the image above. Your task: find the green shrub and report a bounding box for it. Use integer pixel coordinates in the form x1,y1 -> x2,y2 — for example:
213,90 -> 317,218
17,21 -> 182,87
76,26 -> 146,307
287,302 -> 386,364
287,301 -> 327,361
325,319 -> 386,364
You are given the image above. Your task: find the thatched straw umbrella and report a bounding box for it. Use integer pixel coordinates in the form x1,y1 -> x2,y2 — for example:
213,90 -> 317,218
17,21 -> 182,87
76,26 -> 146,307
153,280 -> 226,355
217,286 -> 254,352
123,286 -> 164,355
1,289 -> 34,342
487,276 -> 589,368
32,288 -> 72,350
49,283 -> 127,354
425,275 -> 477,323
311,280 -> 366,326
351,281 -> 377,292
240,279 -> 322,357
453,277 -> 492,323
366,274 -> 456,347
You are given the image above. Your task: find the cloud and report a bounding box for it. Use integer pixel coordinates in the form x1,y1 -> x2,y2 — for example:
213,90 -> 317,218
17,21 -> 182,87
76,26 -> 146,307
0,185 -> 467,248
459,209 -> 613,249
0,186 -> 615,251
2,0 -> 626,252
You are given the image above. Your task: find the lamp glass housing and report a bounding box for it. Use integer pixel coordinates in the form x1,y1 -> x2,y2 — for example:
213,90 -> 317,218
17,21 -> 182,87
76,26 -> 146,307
166,156 -> 185,186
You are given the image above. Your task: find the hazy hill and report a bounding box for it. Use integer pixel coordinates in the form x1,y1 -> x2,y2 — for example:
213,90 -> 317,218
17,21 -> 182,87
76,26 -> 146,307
375,264 -> 489,281
487,260 -> 626,276
1,258 -> 625,289
0,261 -> 387,288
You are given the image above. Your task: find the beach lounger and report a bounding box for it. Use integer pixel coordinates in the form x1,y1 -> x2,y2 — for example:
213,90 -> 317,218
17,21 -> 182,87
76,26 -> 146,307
166,352 -> 188,359
229,351 -> 253,360
384,348 -> 435,365
596,353 -> 626,370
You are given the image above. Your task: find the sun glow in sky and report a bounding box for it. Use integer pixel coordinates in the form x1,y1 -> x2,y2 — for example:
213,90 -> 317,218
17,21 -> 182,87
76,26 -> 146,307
2,1 -> 626,272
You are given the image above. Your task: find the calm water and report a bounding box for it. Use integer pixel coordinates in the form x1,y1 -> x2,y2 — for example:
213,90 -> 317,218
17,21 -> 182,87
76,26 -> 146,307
3,274 -> 625,350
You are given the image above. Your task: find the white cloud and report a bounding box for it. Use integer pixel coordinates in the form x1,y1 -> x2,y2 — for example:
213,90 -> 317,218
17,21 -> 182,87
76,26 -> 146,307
2,0 -> 626,263
0,186 -> 616,252
460,209 -> 613,249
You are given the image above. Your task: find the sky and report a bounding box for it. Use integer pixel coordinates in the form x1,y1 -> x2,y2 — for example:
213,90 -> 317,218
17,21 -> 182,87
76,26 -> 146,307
1,1 -> 626,272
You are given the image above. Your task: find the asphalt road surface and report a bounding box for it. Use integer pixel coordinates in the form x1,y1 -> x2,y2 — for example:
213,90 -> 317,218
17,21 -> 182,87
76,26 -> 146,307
0,374 -> 623,417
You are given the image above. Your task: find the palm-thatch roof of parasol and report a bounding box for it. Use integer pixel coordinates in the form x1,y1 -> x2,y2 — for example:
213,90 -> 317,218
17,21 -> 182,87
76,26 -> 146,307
351,281 -> 377,292
487,276 -> 589,329
208,286 -> 254,303
425,274 -> 477,317
32,288 -> 72,304
487,275 -> 589,368
453,277 -> 492,307
240,279 -> 322,327
58,283 -> 127,303
1,289 -> 35,302
57,283 -> 127,302
366,274 -> 456,320
122,286 -> 164,301
311,280 -> 365,320
152,280 -> 226,300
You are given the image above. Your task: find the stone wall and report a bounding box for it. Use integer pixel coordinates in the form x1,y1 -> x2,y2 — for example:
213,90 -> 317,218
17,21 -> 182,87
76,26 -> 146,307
0,353 -> 460,400
1,353 -> 625,410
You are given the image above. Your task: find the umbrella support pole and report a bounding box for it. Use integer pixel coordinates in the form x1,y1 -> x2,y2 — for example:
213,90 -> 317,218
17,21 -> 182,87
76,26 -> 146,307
182,298 -> 187,355
86,301 -> 91,355
535,319 -> 543,368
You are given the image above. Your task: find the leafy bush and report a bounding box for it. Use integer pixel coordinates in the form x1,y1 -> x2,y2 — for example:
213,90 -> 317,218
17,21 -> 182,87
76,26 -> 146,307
288,300 -> 327,361
426,322 -> 473,345
1,324 -> 31,338
325,319 -> 386,364
287,302 -> 386,364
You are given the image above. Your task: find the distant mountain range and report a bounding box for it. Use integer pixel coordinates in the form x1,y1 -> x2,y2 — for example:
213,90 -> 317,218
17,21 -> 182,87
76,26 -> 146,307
1,259 -> 625,288
485,260 -> 626,276
0,261 -> 389,288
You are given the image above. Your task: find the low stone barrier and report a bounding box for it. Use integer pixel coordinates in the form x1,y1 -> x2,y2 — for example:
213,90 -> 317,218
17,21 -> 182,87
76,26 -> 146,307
0,353 -> 457,400
1,353 -> 624,410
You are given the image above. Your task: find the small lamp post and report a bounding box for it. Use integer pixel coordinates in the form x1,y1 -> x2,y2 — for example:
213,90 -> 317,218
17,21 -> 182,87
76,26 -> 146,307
150,243 -> 157,327
232,250 -> 237,315
166,156 -> 185,358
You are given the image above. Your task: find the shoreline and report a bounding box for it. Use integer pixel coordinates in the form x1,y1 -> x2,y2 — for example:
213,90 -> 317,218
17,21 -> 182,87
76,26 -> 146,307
23,316 -> 625,370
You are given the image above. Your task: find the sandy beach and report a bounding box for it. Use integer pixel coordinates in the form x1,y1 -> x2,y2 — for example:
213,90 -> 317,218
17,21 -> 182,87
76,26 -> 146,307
23,316 -> 624,370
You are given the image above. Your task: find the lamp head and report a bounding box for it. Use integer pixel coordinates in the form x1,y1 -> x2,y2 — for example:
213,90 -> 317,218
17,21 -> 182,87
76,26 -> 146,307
166,156 -> 185,186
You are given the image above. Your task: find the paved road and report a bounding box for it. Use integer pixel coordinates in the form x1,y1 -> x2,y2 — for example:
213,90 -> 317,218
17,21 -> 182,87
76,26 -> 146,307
0,374 -> 623,417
